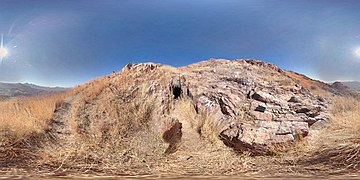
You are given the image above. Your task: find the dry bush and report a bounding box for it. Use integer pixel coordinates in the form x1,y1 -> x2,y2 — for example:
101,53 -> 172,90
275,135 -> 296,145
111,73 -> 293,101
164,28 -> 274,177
300,96 -> 360,171
0,92 -> 68,140
71,76 -> 109,102
331,96 -> 359,118
172,98 -> 228,145
36,85 -> 165,175
0,92 -> 68,169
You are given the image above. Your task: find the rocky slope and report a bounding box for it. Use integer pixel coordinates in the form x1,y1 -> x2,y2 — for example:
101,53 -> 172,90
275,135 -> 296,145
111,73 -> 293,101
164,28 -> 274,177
0,82 -> 68,98
51,59 -> 332,156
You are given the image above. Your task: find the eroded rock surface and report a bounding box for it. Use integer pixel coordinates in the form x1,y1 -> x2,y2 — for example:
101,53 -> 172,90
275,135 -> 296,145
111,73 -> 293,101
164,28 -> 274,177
61,59 -> 331,156
120,60 -> 329,155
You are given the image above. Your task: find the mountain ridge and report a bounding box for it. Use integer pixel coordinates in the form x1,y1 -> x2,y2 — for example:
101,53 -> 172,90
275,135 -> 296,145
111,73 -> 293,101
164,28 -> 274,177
0,82 -> 68,99
339,81 -> 360,91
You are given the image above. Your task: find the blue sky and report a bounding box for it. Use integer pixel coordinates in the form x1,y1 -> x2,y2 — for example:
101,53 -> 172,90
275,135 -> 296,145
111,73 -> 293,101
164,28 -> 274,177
0,0 -> 360,87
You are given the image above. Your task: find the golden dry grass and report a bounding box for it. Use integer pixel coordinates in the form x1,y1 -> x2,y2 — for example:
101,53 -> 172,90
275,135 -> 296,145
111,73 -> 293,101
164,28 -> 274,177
172,98 -> 228,146
70,76 -> 109,102
293,96 -> 360,172
0,93 -> 68,140
31,81 -> 166,175
0,92 -> 68,169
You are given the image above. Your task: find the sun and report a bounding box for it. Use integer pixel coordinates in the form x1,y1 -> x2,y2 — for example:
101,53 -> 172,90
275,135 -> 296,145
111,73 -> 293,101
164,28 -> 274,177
0,47 -> 8,59
355,48 -> 360,58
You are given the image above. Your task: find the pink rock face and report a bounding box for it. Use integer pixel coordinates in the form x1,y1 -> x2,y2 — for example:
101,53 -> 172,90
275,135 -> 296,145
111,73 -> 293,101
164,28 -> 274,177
251,111 -> 274,121
66,59 -> 330,156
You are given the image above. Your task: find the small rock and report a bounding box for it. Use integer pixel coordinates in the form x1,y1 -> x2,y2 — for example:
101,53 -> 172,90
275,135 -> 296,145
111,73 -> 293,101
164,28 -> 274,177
255,105 -> 266,112
251,91 -> 275,103
288,96 -> 301,103
316,96 -> 326,102
291,122 -> 309,138
295,106 -> 311,113
276,121 -> 292,135
305,106 -> 321,117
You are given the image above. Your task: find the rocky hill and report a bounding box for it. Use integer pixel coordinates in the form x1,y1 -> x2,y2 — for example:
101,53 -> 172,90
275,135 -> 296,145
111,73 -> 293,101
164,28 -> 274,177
340,81 -> 360,91
0,82 -> 68,98
284,71 -> 360,98
3,59 -> 360,176
51,59 -> 332,156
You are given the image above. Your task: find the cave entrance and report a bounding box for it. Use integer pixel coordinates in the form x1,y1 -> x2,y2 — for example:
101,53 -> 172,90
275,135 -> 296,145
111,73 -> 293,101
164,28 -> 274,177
172,86 -> 182,99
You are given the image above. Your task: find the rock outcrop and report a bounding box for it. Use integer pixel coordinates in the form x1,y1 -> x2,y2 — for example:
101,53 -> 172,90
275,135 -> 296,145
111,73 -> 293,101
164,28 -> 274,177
60,59 -> 330,156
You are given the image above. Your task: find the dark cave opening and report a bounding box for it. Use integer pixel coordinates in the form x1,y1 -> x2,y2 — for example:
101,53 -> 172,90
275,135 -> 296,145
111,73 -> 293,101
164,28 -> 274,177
172,86 -> 182,99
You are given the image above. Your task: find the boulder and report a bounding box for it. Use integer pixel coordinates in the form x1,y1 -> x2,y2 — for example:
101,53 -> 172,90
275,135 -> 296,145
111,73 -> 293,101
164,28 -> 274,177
288,96 -> 301,103
251,91 -> 275,103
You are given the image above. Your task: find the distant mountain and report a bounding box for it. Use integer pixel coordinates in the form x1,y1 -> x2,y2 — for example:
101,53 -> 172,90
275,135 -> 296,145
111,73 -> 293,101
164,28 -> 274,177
0,82 -> 68,98
340,81 -> 360,91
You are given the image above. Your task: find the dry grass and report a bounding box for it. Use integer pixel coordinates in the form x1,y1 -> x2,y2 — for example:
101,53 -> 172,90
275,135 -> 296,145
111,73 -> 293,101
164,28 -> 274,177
0,92 -> 68,169
31,82 -> 166,175
296,96 -> 360,172
172,98 -> 228,146
1,65 -> 360,176
0,93 -> 68,140
282,70 -> 360,172
284,71 -> 333,97
71,76 -> 110,102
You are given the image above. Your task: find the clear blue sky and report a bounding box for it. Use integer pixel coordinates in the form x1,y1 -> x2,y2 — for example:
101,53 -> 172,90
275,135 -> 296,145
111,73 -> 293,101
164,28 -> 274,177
0,0 -> 360,87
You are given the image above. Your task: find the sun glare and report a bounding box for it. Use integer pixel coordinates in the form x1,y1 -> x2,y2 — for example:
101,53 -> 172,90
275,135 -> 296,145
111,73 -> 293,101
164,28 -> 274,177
355,48 -> 360,58
0,47 -> 8,58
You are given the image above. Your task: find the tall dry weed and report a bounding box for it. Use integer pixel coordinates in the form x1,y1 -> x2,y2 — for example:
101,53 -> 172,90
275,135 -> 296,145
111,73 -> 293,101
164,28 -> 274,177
172,98 -> 228,145
300,96 -> 360,171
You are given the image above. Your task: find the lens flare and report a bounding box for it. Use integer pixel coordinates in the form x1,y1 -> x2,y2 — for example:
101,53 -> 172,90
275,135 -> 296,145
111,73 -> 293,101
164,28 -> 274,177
0,48 -> 8,58
355,48 -> 360,58
0,33 -> 6,60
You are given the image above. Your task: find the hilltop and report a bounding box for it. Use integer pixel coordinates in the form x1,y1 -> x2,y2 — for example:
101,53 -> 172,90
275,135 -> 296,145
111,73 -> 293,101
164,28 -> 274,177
340,81 -> 360,91
0,59 -> 359,177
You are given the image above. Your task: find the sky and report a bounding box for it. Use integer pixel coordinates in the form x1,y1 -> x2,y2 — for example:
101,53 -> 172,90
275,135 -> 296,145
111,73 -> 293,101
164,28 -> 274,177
0,0 -> 360,87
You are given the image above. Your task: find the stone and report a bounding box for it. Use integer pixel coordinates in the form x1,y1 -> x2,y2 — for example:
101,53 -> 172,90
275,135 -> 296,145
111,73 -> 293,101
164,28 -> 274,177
305,118 -> 317,126
276,113 -> 303,121
221,124 -> 242,140
305,106 -> 321,117
251,121 -> 280,144
270,134 -> 295,144
276,121 -> 292,135
310,119 -> 328,129
251,111 -> 273,121
255,105 -> 266,112
251,91 -> 275,103
291,122 -> 309,138
316,95 -> 325,102
288,96 -> 301,103
295,106 -> 311,113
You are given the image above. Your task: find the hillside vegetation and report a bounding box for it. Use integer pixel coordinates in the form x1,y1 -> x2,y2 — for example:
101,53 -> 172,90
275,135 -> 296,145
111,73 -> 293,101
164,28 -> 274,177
0,59 -> 359,177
